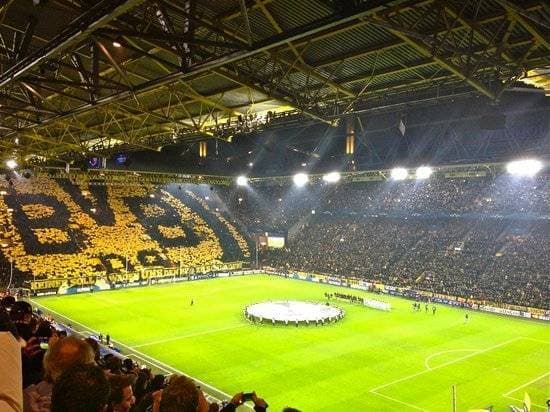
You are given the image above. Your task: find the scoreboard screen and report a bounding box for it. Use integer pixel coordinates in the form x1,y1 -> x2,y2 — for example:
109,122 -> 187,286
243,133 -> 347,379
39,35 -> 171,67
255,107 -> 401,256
267,236 -> 285,249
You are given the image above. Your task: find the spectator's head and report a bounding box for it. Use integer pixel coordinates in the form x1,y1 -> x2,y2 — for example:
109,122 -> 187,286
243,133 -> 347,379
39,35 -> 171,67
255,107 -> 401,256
0,307 -> 19,340
85,337 -> 101,362
283,408 -> 301,412
108,374 -> 136,412
134,368 -> 152,400
149,374 -> 166,392
35,319 -> 54,339
104,355 -> 123,374
160,375 -> 208,412
0,295 -> 16,310
43,336 -> 95,382
9,300 -> 32,323
122,358 -> 134,372
51,363 -> 110,412
10,301 -> 34,339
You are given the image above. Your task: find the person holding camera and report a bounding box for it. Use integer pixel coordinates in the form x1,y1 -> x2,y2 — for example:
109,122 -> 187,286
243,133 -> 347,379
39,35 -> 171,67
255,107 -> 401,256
151,375 -> 268,412
220,392 -> 268,412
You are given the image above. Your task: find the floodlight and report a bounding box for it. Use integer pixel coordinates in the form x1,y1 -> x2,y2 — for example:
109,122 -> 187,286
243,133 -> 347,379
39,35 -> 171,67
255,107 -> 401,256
506,159 -> 543,177
323,171 -> 341,183
6,159 -> 17,169
236,175 -> 248,186
416,166 -> 433,180
293,173 -> 308,187
112,41 -> 122,48
391,167 -> 408,181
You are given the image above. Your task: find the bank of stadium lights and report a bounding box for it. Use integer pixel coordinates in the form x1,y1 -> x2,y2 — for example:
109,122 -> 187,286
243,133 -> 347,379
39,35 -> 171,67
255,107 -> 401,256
506,159 -> 543,177
322,171 -> 341,183
391,167 -> 408,181
293,173 -> 309,187
6,159 -> 17,169
236,176 -> 248,186
416,166 -> 433,180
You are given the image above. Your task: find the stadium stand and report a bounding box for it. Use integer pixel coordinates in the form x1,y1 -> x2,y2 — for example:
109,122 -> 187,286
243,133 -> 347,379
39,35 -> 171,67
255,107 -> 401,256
0,172 -> 548,310
217,174 -> 550,310
0,178 -> 250,288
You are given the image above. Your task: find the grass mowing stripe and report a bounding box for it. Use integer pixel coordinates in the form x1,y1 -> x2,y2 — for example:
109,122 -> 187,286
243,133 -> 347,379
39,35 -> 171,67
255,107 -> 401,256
133,324 -> 247,348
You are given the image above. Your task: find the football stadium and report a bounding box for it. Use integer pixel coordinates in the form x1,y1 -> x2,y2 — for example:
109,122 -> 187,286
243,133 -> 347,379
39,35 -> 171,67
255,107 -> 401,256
0,1 -> 549,411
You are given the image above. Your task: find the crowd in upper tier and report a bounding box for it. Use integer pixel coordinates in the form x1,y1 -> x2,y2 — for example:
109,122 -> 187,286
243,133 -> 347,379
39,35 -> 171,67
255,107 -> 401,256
220,175 -> 550,231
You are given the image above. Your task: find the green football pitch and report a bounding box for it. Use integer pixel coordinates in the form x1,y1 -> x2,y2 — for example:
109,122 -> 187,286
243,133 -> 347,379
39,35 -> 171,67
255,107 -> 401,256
31,275 -> 549,412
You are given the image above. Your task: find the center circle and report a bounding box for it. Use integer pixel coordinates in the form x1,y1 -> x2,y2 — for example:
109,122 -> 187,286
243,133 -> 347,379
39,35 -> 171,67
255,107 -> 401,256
244,300 -> 345,325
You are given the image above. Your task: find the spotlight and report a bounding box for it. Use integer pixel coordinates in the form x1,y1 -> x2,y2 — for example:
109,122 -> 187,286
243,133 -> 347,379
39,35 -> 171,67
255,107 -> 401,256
236,175 -> 248,186
112,41 -> 122,48
391,167 -> 408,181
293,173 -> 308,187
322,171 -> 341,183
6,159 -> 17,170
506,159 -> 543,177
416,166 -> 433,180
248,162 -> 253,167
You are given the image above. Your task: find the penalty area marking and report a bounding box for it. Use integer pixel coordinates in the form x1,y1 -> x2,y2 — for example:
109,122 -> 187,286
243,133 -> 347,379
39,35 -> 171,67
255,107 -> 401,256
424,349 -> 480,371
370,337 -> 523,392
29,299 -> 254,411
502,371 -> 550,410
369,337 -> 524,410
503,396 -> 547,410
370,390 -> 427,411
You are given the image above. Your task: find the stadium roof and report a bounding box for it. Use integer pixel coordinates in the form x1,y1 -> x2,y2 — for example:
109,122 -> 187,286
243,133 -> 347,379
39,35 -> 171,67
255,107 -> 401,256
0,0 -> 549,163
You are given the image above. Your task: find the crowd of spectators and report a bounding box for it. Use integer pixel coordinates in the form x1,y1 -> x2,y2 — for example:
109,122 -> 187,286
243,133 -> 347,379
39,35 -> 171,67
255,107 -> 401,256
0,178 -> 249,283
216,173 -> 550,310
0,296 -> 285,412
266,217 -> 549,309
218,175 -> 550,232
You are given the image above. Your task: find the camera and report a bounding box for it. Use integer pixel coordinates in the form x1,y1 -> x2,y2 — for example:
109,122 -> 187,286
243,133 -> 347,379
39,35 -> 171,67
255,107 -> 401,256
38,337 -> 49,350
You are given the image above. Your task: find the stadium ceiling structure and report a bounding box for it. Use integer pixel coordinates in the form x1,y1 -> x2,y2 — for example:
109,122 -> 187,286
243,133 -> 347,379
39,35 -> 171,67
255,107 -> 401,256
0,0 -> 549,163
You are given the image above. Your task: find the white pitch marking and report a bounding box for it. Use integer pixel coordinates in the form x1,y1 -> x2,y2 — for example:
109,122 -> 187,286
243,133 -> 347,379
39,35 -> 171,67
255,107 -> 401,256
503,371 -> 550,396
424,349 -> 480,371
133,324 -> 247,348
370,390 -> 427,411
370,337 -> 523,393
30,299 -> 254,411
503,395 -> 547,410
